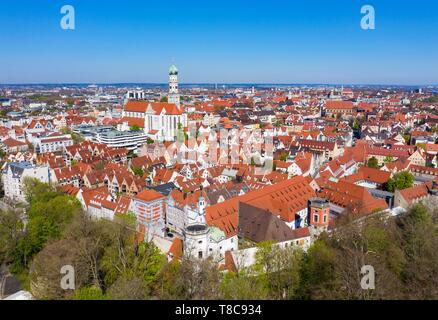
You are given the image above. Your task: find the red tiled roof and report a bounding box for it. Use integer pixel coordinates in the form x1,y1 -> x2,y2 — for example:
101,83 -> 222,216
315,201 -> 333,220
398,182 -> 433,204
366,147 -> 409,158
343,167 -> 391,185
120,117 -> 145,128
318,180 -> 388,216
206,176 -> 316,238
115,195 -> 132,215
325,100 -> 354,110
168,238 -> 183,261
224,251 -> 237,273
135,189 -> 164,202
150,102 -> 183,115
2,138 -> 27,147
124,100 -> 148,113
299,139 -> 336,151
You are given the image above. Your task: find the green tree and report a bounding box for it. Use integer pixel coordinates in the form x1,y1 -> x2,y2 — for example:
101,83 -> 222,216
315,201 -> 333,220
17,195 -> 81,269
367,157 -> 379,169
397,204 -> 438,299
30,238 -> 91,300
156,257 -> 221,300
352,118 -> 360,131
130,124 -> 141,131
160,96 -> 168,103
278,152 -> 288,162
23,177 -> 58,204
0,210 -> 24,265
12,178 -> 81,271
107,275 -> 148,300
73,286 -> 106,300
273,120 -> 283,127
132,167 -> 144,177
71,132 -> 84,144
386,171 -> 414,192
220,272 -> 269,300
297,238 -> 339,299
384,156 -> 394,163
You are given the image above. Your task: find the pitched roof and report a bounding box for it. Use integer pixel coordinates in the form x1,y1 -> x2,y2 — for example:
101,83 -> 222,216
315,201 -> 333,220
124,100 -> 148,113
343,166 -> 391,185
115,195 -> 132,215
238,202 -> 309,243
135,189 -> 165,202
317,180 -> 388,216
398,181 -> 434,204
325,100 -> 354,110
2,138 -> 27,148
149,102 -> 183,115
299,139 -> 336,151
206,176 -> 316,238
168,238 -> 183,261
58,184 -> 81,196
120,117 -> 145,128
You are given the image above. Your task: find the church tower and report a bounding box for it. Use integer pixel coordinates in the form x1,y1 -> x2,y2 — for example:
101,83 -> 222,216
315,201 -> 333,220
168,64 -> 180,107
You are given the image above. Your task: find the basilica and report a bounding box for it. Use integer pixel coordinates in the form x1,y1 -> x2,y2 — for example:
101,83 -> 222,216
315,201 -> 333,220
120,65 -> 187,141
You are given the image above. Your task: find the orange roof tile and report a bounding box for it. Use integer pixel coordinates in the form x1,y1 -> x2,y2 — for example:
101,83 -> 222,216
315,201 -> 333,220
206,176 -> 316,238
135,189 -> 165,202
168,238 -> 183,261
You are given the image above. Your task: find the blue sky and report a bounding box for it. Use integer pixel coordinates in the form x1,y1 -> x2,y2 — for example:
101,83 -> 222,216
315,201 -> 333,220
0,0 -> 437,84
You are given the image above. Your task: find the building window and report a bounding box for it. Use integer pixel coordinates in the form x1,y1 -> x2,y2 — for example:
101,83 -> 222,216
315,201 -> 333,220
314,214 -> 319,223
323,215 -> 327,223
198,251 -> 203,259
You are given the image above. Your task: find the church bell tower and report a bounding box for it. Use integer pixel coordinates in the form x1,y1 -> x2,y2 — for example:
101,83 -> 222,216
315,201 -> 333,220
168,64 -> 180,107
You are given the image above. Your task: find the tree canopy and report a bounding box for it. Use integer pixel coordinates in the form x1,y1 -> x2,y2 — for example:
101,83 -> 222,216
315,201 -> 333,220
367,157 -> 379,169
386,171 -> 414,192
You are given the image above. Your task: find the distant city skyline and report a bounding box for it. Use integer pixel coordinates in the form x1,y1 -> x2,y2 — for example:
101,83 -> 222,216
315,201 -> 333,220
1,0 -> 438,85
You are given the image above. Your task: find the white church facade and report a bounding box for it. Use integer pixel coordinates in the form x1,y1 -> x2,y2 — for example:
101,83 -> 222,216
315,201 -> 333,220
120,65 -> 187,141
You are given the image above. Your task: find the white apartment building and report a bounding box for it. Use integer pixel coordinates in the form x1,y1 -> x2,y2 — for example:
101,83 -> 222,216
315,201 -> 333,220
133,189 -> 166,241
2,162 -> 51,203
34,135 -> 74,154
95,129 -> 148,151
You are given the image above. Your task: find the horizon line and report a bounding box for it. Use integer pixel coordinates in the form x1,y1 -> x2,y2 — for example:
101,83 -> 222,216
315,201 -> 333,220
1,82 -> 437,87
